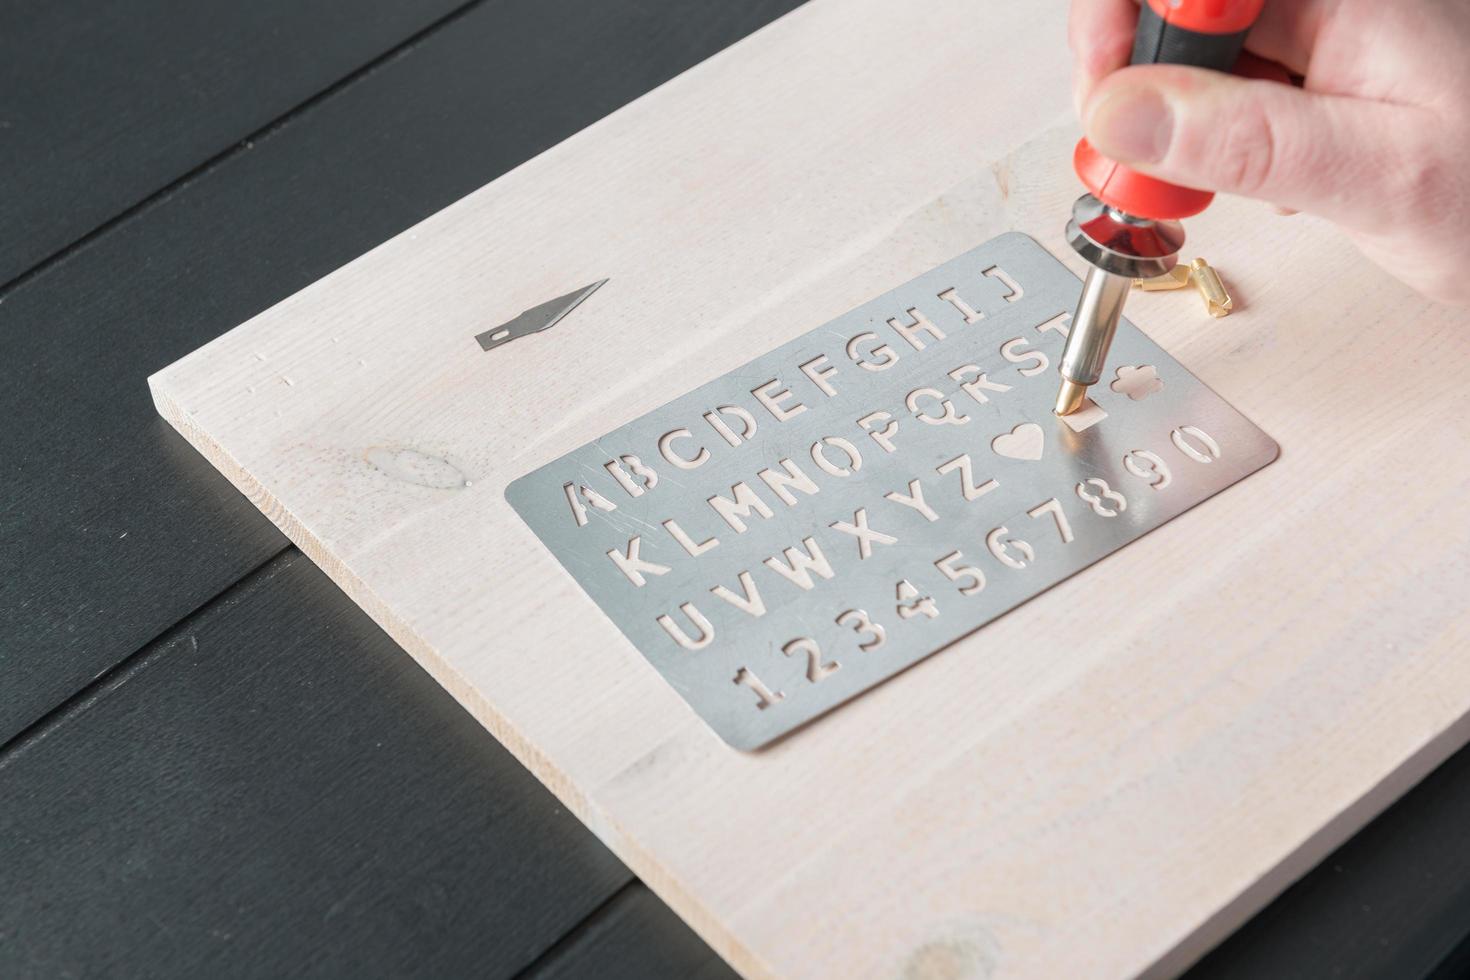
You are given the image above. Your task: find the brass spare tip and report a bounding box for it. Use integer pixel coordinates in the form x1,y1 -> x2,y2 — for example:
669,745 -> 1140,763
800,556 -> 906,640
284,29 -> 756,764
1132,265 -> 1192,291
1054,378 -> 1089,417
1190,258 -> 1233,317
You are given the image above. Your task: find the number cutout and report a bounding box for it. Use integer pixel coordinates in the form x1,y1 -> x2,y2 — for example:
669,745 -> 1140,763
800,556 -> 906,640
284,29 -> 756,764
986,526 -> 1035,569
1076,478 -> 1126,517
733,667 -> 784,710
1123,450 -> 1172,489
1027,498 -> 1075,543
783,638 -> 840,682
1172,425 -> 1222,463
895,580 -> 939,620
935,551 -> 985,595
836,609 -> 887,651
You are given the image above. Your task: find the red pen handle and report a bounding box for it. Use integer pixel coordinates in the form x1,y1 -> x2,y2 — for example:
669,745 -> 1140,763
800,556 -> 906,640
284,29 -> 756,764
1074,0 -> 1266,219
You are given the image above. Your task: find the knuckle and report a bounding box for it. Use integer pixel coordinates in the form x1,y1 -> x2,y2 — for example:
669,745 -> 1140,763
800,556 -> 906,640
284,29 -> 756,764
1385,129 -> 1456,215
1211,97 -> 1281,196
1398,159 -> 1445,212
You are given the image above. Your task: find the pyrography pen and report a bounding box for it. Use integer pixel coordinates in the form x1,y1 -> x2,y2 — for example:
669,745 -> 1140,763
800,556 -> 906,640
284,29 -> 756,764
1055,0 -> 1265,415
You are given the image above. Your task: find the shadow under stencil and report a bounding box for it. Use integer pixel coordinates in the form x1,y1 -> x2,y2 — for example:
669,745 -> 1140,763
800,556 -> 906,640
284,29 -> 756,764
507,233 -> 1278,749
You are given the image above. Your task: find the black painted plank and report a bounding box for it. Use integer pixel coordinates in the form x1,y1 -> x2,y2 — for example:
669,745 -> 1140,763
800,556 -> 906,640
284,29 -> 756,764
0,0 -> 466,286
524,884 -> 738,980
1185,740 -> 1470,980
0,0 -> 810,744
1429,932 -> 1470,980
0,550 -> 632,980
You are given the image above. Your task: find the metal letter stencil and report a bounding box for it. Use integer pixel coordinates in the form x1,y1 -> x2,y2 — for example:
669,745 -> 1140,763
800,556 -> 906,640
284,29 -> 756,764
506,234 -> 1278,749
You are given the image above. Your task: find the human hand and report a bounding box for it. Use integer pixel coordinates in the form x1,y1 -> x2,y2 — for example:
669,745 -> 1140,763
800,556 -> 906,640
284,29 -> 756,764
1069,0 -> 1470,305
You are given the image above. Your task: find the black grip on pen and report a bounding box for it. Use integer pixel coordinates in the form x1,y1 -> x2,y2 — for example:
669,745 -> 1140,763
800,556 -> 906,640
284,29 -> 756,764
1130,3 -> 1251,72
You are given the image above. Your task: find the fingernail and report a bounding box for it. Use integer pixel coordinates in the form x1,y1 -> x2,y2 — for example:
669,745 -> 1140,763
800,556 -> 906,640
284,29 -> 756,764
1086,85 -> 1173,164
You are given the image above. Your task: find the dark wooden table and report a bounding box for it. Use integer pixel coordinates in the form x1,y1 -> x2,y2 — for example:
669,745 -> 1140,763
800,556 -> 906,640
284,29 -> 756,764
4,2 -> 1469,976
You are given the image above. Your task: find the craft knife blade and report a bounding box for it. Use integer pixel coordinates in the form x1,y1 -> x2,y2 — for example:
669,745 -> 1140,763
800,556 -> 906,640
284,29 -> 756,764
476,278 -> 608,352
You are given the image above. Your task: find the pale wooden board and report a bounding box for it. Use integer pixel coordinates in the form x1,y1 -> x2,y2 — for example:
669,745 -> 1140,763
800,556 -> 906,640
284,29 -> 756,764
148,0 -> 1470,976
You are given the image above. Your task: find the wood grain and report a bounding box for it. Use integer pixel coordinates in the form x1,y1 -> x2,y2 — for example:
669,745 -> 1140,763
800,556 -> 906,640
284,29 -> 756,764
0,0 -> 808,745
149,0 -> 1470,976
0,550 -> 631,979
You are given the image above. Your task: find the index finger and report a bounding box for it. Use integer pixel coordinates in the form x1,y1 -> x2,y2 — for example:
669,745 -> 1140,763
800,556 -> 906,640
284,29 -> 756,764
1069,0 -> 1139,103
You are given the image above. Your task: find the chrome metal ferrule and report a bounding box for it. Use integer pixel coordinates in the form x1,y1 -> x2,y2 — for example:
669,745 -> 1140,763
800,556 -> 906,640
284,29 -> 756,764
1057,193 -> 1187,396
1060,266 -> 1131,386
1065,193 -> 1184,281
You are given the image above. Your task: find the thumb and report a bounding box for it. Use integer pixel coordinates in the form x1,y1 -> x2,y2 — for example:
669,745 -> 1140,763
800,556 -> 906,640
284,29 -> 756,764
1082,65 -> 1416,231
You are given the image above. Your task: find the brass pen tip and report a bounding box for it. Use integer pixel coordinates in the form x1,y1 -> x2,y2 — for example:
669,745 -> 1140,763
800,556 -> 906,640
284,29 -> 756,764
1190,258 -> 1233,317
1054,378 -> 1089,417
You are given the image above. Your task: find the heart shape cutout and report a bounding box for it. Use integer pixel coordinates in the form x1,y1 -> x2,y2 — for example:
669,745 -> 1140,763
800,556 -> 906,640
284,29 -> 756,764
991,422 -> 1044,461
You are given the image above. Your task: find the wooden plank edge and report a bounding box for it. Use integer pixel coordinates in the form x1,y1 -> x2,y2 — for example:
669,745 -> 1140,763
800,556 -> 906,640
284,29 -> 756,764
1157,710 -> 1470,977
